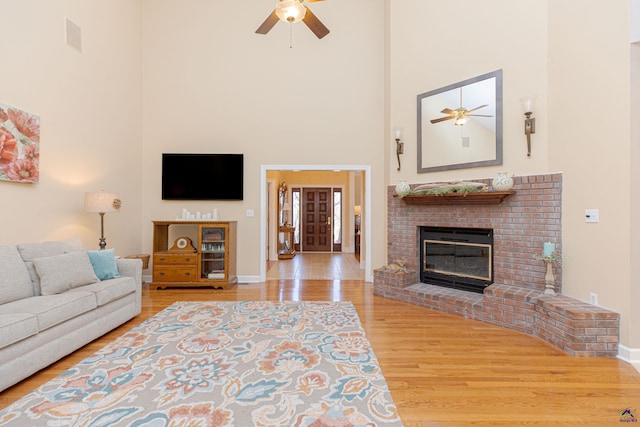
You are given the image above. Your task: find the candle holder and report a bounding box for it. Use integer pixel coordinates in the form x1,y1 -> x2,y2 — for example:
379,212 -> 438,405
543,259 -> 556,295
534,251 -> 561,295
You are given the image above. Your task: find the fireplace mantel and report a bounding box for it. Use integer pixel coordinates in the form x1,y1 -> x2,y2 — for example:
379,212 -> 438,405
395,190 -> 515,205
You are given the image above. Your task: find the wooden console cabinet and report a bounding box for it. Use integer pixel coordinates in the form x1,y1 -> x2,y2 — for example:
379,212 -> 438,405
151,220 -> 237,289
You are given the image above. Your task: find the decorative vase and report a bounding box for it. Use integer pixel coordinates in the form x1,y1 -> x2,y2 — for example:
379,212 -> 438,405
395,180 -> 410,196
492,173 -> 514,191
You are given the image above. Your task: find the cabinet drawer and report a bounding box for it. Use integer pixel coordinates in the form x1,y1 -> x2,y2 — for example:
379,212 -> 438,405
154,254 -> 197,265
153,267 -> 197,282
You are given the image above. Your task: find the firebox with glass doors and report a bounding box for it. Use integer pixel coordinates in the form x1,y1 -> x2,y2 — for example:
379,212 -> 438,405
420,226 -> 493,294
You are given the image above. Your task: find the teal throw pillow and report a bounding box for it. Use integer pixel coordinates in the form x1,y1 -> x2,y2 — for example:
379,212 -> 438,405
88,248 -> 121,280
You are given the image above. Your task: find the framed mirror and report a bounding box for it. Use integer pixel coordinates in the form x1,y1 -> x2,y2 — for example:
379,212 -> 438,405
417,69 -> 503,173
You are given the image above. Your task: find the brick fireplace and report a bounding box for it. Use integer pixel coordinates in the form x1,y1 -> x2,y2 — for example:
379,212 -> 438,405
374,173 -> 620,357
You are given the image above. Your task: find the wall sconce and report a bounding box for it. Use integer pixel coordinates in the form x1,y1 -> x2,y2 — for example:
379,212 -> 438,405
521,96 -> 537,156
84,190 -> 121,250
393,127 -> 404,171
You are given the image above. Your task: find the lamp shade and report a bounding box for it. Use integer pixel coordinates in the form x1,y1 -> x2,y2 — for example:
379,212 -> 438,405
84,191 -> 120,213
354,205 -> 361,216
276,0 -> 306,23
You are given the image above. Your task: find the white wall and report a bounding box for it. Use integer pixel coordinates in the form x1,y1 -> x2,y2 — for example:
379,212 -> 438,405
388,0 -> 639,351
631,42 -> 640,352
0,0 -> 143,255
389,0 -> 549,185
633,0 -> 640,43
141,0 -> 386,278
548,1 -> 636,349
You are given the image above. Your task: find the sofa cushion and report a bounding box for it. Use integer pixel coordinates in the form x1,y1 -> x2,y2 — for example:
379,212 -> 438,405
70,276 -> 136,307
0,313 -> 39,350
0,292 -> 97,331
87,249 -> 121,280
0,245 -> 34,304
17,238 -> 85,295
33,251 -> 99,295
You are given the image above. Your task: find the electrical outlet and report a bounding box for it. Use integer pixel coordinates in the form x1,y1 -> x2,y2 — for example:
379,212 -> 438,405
589,292 -> 598,305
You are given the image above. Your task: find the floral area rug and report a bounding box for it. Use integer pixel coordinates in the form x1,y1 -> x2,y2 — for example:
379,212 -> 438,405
0,301 -> 403,426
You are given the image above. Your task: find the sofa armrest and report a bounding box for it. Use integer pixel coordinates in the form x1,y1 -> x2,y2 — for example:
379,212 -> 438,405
117,258 -> 142,313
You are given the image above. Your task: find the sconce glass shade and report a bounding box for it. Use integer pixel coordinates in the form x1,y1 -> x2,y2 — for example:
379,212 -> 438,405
84,190 -> 120,213
354,205 -> 361,216
393,127 -> 403,140
521,95 -> 537,115
276,0 -> 306,23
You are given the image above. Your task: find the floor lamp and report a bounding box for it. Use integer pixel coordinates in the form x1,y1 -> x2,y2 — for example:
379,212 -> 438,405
84,190 -> 121,250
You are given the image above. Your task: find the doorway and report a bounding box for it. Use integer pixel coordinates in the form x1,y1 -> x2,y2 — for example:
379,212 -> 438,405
260,165 -> 372,282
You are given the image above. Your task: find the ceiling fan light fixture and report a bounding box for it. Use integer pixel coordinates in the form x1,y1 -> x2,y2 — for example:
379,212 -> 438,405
276,0 -> 306,23
454,116 -> 468,126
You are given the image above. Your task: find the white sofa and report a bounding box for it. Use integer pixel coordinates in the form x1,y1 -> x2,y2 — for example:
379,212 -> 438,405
0,238 -> 142,392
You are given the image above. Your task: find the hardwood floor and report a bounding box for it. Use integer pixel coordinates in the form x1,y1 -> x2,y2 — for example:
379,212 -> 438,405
2,259 -> 640,425
266,252 -> 365,280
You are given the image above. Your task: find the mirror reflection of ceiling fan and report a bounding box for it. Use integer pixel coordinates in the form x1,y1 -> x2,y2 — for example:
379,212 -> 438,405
256,0 -> 330,39
430,88 -> 492,126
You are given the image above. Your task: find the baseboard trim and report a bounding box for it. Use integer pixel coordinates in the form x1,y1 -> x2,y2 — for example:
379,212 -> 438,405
617,344 -> 640,368
237,275 -> 261,283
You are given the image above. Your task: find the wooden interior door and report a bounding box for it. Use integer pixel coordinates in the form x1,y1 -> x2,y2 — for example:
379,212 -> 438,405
302,188 -> 331,251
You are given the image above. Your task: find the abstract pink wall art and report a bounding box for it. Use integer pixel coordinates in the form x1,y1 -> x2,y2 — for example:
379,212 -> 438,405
0,102 -> 40,184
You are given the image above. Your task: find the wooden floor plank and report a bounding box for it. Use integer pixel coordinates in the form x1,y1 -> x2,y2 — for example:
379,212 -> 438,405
1,279 -> 639,426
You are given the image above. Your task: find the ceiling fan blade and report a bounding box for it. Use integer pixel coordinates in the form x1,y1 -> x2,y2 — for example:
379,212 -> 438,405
467,104 -> 488,112
467,114 -> 493,117
256,10 -> 279,35
430,116 -> 455,124
302,6 -> 330,39
441,108 -> 456,114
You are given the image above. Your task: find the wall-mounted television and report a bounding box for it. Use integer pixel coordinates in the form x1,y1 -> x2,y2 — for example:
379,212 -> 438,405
162,153 -> 243,200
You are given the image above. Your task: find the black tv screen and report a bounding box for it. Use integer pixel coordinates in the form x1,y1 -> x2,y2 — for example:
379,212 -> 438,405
162,153 -> 243,200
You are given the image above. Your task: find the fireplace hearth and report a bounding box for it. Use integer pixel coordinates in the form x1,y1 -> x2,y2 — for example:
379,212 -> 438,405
420,226 -> 493,294
375,174 -> 620,357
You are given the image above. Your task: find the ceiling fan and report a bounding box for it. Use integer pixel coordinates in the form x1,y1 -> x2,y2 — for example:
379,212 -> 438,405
430,88 -> 492,126
255,0 -> 330,39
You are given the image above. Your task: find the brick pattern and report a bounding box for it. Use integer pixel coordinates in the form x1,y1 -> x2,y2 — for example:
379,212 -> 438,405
376,173 -> 620,357
386,173 -> 563,292
535,296 -> 620,357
